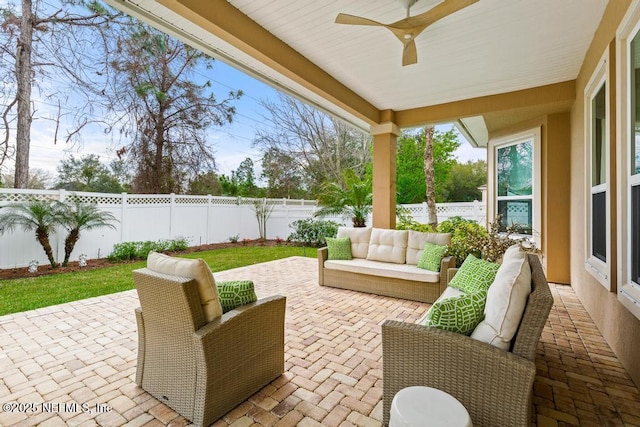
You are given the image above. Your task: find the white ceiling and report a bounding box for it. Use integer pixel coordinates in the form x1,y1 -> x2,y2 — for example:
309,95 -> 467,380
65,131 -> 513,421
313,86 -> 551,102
106,0 -> 609,133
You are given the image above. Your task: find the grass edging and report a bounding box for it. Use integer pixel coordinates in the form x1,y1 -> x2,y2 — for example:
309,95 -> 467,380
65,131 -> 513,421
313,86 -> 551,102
0,246 -> 317,316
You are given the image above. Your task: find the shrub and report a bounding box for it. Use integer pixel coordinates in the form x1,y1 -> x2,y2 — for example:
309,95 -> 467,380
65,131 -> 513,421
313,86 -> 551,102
108,237 -> 190,262
437,216 -> 488,267
401,215 -> 538,267
288,218 -> 340,247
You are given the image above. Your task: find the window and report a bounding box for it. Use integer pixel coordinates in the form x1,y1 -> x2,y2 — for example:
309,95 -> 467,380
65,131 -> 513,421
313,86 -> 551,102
496,139 -> 534,235
584,54 -> 611,289
591,85 -> 607,262
617,9 -> 640,319
629,31 -> 640,289
489,128 -> 541,248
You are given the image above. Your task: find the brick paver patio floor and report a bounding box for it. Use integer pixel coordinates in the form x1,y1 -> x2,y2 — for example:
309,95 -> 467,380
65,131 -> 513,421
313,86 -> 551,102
1,256 -> 639,426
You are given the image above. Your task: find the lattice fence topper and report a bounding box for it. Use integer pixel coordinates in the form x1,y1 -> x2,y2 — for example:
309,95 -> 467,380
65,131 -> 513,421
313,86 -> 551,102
126,196 -> 173,205
506,203 -> 531,214
65,193 -> 123,205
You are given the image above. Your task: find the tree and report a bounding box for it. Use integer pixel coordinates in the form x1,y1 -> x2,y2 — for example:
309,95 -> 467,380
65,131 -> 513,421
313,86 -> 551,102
261,147 -> 306,198
394,127 -> 460,204
0,1 -> 119,187
2,168 -> 52,189
188,171 -> 223,195
109,25 -> 241,193
424,126 -> 437,227
235,157 -> 258,196
441,160 -> 487,202
315,170 -> 372,227
54,154 -> 128,193
254,93 -> 371,196
0,200 -> 60,267
55,199 -> 117,266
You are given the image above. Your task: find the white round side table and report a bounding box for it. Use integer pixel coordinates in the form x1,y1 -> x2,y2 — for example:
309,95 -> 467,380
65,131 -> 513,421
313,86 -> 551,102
389,386 -> 473,427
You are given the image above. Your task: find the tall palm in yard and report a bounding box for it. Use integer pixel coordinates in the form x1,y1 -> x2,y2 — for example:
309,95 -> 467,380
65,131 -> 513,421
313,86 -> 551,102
0,200 -> 60,268
56,199 -> 117,267
315,171 -> 372,227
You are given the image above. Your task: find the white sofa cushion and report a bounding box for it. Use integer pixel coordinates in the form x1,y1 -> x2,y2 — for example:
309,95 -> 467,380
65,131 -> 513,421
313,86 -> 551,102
366,228 -> 409,264
337,227 -> 372,259
471,245 -> 532,350
406,230 -> 452,265
147,251 -> 223,322
324,258 -> 439,283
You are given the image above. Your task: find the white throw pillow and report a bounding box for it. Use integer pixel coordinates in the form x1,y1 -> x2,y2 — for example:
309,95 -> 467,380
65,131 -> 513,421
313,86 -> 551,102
147,251 -> 223,322
471,245 -> 531,349
406,230 -> 452,265
337,227 -> 372,259
366,228 -> 408,264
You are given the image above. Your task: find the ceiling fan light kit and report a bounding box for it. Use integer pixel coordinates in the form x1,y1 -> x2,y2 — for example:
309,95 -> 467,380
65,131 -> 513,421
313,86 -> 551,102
335,0 -> 479,66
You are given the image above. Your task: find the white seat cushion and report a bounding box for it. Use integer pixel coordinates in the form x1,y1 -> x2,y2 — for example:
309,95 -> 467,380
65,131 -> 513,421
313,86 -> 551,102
366,228 -> 409,264
147,251 -> 223,322
471,245 -> 532,350
337,227 -> 372,259
324,258 -> 439,283
406,230 -> 452,265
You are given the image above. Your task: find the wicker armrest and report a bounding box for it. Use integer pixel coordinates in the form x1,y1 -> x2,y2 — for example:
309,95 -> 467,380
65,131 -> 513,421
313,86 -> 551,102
382,320 -> 536,427
195,294 -> 286,346
192,295 -> 286,424
318,247 -> 328,285
438,256 -> 456,294
447,267 -> 459,284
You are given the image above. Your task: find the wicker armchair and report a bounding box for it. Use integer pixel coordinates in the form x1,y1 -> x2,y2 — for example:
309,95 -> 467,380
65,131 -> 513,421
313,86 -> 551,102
133,268 -> 286,427
382,253 -> 553,427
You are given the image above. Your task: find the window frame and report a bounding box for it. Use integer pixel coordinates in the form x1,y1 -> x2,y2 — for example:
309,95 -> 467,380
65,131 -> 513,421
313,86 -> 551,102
584,53 -> 611,290
488,128 -> 541,248
616,3 -> 640,320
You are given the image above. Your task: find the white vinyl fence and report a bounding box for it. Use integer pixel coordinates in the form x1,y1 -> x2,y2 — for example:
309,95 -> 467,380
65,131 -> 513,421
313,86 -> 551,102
0,189 -> 485,269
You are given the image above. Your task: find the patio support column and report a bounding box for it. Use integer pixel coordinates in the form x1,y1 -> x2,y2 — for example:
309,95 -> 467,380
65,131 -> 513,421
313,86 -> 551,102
371,119 -> 400,229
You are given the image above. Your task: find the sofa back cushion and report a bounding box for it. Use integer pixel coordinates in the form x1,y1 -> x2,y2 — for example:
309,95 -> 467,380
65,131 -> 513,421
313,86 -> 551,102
337,227 -> 372,259
366,228 -> 409,264
147,251 -> 223,322
470,245 -> 531,350
406,230 -> 452,265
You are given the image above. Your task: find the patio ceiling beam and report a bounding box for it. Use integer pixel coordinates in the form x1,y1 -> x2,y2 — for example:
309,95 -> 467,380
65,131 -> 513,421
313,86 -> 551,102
394,80 -> 576,129
157,0 -> 381,127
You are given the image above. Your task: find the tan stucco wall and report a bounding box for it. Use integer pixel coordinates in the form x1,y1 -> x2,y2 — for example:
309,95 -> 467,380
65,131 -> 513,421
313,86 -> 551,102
570,0 -> 640,388
543,113 -> 572,284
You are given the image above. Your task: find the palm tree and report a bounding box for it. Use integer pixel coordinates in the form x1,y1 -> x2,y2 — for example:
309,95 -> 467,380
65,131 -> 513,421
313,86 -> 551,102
315,171 -> 372,227
56,199 -> 117,267
0,200 -> 60,268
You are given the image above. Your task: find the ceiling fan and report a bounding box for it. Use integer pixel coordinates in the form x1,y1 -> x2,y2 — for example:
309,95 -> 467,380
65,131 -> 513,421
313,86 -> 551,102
335,0 -> 478,66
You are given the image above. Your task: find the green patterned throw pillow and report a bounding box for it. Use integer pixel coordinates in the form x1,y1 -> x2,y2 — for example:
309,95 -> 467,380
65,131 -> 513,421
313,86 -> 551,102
417,242 -> 448,271
326,237 -> 352,260
448,254 -> 500,294
216,280 -> 257,313
422,290 -> 487,335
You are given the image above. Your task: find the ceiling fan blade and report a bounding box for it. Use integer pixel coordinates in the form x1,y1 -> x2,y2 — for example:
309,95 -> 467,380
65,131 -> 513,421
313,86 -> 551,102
402,39 -> 418,66
404,0 -> 478,28
335,13 -> 384,27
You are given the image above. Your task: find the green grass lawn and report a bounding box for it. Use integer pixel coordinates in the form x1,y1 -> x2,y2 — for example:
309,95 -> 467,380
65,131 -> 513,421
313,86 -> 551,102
0,246 -> 316,316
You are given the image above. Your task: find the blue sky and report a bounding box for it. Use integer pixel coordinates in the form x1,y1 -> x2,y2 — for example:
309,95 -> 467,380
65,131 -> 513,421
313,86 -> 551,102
19,32 -> 485,183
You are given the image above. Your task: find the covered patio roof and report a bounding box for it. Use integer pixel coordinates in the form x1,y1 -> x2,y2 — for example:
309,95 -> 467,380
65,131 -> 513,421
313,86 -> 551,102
104,0 -> 606,145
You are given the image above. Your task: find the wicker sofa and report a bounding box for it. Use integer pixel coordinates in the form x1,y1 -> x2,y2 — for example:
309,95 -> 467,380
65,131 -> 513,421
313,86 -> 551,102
382,252 -> 553,426
318,227 -> 455,303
